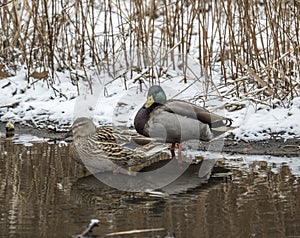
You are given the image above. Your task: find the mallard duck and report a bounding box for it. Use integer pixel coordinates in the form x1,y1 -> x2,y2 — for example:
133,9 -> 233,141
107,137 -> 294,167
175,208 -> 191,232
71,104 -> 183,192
69,117 -> 168,174
134,85 -> 232,157
5,122 -> 15,138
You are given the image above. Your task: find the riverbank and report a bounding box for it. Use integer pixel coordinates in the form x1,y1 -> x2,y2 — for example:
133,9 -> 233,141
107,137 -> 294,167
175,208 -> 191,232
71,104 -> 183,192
1,122 -> 299,157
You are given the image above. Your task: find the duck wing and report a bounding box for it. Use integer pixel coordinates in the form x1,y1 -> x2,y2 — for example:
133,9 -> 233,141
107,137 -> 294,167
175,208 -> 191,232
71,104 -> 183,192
95,126 -> 156,145
145,106 -> 214,143
70,134 -> 168,174
164,99 -> 232,127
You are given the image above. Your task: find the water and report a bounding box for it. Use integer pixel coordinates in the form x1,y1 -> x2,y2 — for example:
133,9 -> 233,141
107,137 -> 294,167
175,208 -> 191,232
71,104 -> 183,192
0,138 -> 300,238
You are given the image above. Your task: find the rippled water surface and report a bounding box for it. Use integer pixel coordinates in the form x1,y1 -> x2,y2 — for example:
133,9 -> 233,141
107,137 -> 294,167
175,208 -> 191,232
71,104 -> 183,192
0,138 -> 300,238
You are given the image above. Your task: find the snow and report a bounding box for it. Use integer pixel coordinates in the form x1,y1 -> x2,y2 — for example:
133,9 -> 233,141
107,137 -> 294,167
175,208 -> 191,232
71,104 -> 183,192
230,99 -> 300,141
1,71 -> 299,142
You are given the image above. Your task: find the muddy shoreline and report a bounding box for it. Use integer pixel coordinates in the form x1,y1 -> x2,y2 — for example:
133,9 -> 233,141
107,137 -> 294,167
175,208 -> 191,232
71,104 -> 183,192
1,122 -> 299,157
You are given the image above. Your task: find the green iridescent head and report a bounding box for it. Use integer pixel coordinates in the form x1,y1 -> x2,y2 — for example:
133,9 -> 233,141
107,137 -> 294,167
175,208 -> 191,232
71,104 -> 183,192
144,85 -> 167,108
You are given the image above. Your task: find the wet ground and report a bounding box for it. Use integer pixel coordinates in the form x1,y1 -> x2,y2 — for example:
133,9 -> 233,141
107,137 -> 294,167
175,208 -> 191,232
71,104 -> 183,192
0,131 -> 300,238
1,122 -> 300,157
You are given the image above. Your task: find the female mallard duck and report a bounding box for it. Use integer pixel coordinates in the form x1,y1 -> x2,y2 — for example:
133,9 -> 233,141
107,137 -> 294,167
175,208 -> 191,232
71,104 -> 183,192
69,117 -> 168,174
134,85 -> 232,157
5,122 -> 15,138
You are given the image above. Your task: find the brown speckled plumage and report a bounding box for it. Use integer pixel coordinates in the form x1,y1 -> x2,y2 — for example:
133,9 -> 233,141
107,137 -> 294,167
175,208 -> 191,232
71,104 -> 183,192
69,117 -> 168,174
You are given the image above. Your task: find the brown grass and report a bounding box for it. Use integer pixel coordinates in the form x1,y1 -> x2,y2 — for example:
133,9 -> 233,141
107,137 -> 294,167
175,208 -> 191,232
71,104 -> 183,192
0,0 -> 299,106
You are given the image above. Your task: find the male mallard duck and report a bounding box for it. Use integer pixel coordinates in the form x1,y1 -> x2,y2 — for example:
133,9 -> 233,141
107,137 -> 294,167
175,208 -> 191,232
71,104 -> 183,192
69,117 -> 168,174
134,85 -> 232,157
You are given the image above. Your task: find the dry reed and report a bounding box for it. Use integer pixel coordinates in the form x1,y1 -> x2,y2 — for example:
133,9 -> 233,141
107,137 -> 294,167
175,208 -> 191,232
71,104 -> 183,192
0,0 -> 299,107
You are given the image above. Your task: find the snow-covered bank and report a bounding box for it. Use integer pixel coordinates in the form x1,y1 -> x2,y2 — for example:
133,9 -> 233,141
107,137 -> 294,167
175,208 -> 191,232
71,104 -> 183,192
0,70 -> 299,142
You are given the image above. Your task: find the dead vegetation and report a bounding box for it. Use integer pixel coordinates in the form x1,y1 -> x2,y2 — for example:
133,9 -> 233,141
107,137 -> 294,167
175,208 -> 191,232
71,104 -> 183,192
0,0 -> 299,106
